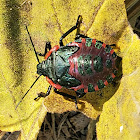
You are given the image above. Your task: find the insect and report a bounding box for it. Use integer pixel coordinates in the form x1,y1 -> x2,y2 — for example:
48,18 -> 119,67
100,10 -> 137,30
16,15 -> 119,109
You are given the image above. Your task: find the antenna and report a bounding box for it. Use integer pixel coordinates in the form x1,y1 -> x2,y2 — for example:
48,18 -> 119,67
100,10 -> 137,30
26,25 -> 40,63
15,26 -> 42,109
15,75 -> 42,109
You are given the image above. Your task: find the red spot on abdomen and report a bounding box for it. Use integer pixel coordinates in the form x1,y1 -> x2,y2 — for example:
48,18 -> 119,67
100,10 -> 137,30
110,49 -> 114,55
94,85 -> 99,91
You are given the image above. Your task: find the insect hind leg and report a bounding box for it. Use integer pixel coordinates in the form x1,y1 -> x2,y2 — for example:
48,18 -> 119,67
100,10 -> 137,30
110,44 -> 116,47
75,91 -> 86,98
109,44 -> 116,49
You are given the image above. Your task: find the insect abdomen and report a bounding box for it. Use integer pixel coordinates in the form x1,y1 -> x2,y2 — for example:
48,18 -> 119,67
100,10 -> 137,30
68,38 -> 118,93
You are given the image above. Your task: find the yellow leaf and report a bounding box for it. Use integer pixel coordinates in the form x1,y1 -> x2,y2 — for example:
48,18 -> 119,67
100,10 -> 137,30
0,0 -> 137,139
97,34 -> 140,139
95,1 -> 140,140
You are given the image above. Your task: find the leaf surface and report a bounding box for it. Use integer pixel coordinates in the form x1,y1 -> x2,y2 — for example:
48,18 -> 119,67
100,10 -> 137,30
0,0 -> 139,139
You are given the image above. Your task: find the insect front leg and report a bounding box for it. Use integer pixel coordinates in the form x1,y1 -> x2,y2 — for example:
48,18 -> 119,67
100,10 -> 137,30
59,15 -> 82,46
34,85 -> 52,101
37,42 -> 52,56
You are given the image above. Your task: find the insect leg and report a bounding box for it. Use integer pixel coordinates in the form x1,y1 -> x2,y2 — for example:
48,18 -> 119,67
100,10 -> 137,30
75,34 -> 89,40
34,85 -> 52,101
110,44 -> 116,47
75,91 -> 86,98
109,44 -> 116,50
59,15 -> 82,46
37,42 -> 52,56
54,88 -> 78,109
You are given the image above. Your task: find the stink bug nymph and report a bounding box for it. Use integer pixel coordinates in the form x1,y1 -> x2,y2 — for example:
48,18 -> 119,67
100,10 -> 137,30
16,15 -> 119,109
